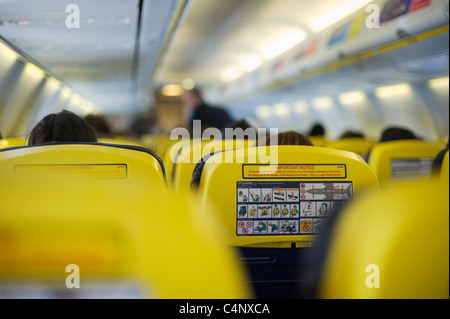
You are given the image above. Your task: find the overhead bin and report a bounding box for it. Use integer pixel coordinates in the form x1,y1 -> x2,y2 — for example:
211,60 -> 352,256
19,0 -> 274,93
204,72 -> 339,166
213,0 -> 449,103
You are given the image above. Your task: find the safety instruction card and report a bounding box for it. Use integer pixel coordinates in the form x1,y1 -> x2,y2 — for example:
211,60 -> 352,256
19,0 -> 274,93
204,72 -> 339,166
236,181 -> 353,236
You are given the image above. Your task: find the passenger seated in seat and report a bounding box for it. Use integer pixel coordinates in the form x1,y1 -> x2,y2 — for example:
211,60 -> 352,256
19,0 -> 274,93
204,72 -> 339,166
309,123 -> 325,137
432,140 -> 449,175
84,113 -> 113,138
378,126 -> 418,143
340,130 -> 365,139
362,126 -> 418,162
27,110 -> 97,145
191,131 -> 314,191
254,130 -> 314,147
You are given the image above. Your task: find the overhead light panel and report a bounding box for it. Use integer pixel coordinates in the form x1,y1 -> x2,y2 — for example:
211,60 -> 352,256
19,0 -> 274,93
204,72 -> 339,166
272,103 -> 290,116
255,105 -> 271,118
242,55 -> 263,72
46,77 -> 61,90
161,84 -> 183,96
0,42 -> 19,64
182,78 -> 196,90
262,30 -> 306,59
79,100 -> 97,114
312,97 -> 334,110
24,63 -> 45,81
338,91 -> 366,105
429,77 -> 449,89
61,86 -> 73,100
222,68 -> 242,82
293,101 -> 308,113
375,83 -> 412,98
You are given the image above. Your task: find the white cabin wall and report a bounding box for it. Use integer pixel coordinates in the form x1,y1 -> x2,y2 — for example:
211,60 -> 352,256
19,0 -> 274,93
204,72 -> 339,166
235,77 -> 449,142
24,86 -> 75,136
374,83 -> 439,140
0,63 -> 45,137
22,79 -> 63,136
338,91 -> 384,140
0,44 -> 17,84
426,77 -> 449,139
290,101 -> 316,134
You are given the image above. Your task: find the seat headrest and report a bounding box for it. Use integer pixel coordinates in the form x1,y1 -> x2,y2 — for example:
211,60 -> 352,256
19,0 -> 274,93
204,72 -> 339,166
318,181 -> 449,298
196,145 -> 379,248
367,140 -> 444,187
0,142 -> 166,184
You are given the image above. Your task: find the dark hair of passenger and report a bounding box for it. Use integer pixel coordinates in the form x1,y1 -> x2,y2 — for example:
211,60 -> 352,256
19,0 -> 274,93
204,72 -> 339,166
224,119 -> 253,131
84,114 -> 113,138
340,130 -> 365,139
432,139 -> 449,175
309,123 -> 325,136
27,110 -> 97,145
379,126 -> 418,143
222,119 -> 255,140
254,130 -> 314,147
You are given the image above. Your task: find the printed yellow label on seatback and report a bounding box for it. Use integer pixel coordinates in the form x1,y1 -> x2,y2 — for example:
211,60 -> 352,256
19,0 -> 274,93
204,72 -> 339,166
15,164 -> 127,179
242,164 -> 346,179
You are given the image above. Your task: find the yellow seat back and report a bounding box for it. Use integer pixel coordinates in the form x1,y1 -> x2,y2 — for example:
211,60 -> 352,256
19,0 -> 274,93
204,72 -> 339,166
0,143 -> 166,187
325,138 -> 374,156
440,150 -> 449,191
319,181 -> 449,299
367,140 -> 443,188
172,139 -> 255,194
0,178 -> 251,298
98,136 -> 146,148
140,134 -> 177,160
0,137 -> 26,149
197,146 -> 379,248
309,136 -> 326,147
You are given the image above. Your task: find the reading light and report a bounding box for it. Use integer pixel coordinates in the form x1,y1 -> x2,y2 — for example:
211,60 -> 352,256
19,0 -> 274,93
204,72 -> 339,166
375,84 -> 412,98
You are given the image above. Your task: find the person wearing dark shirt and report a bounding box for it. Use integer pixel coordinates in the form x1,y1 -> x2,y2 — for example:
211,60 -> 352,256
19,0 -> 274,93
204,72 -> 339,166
182,87 -> 232,131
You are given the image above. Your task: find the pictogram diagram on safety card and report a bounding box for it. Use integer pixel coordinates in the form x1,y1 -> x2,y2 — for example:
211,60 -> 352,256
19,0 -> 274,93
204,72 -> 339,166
236,181 -> 352,236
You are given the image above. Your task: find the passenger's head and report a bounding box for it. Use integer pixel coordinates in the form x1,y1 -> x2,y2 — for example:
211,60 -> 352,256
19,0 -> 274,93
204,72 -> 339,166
182,87 -> 203,111
224,119 -> 253,131
340,130 -> 365,139
28,110 -> 97,145
255,130 -> 314,147
309,123 -> 325,137
222,119 -> 255,140
379,126 -> 418,143
84,114 -> 113,138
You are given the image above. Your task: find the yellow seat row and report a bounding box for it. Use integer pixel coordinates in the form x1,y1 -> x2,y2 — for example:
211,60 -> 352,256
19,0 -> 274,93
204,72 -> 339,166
0,137 -> 448,298
0,136 -> 146,149
317,180 -> 448,299
367,140 -> 444,188
191,145 -> 379,298
0,142 -> 251,298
